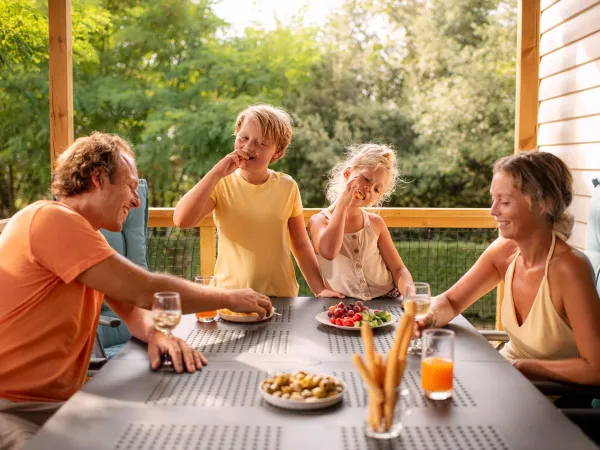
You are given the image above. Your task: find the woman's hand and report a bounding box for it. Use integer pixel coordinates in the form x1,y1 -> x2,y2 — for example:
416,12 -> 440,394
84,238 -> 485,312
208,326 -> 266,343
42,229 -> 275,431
414,311 -> 436,338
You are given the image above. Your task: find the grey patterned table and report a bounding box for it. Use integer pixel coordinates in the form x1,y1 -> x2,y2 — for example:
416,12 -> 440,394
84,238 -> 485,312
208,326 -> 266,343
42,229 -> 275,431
24,298 -> 596,450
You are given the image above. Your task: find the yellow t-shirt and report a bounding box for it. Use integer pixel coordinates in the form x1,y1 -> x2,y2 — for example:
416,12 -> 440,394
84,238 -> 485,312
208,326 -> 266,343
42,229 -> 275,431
210,169 -> 303,296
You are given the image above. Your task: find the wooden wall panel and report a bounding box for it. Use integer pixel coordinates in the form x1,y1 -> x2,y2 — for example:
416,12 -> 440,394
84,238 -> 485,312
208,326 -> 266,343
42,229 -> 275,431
541,0 -> 561,12
540,3 -> 600,55
539,60 -> 600,100
539,31 -> 600,78
540,0 -> 599,34
538,86 -> 600,123
542,143 -> 600,169
569,195 -> 592,222
571,169 -> 600,197
569,221 -> 587,249
538,116 -> 600,145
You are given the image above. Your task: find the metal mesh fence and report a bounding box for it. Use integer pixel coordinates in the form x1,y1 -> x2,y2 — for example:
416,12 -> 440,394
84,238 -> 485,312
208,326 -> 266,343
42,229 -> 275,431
148,227 -> 498,329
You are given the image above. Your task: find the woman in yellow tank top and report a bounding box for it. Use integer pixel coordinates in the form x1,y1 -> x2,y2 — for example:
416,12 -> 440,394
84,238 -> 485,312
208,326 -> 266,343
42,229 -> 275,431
415,151 -> 600,386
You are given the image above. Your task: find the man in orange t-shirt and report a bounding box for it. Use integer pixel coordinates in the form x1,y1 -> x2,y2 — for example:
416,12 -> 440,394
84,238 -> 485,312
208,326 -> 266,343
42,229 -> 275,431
0,132 -> 272,449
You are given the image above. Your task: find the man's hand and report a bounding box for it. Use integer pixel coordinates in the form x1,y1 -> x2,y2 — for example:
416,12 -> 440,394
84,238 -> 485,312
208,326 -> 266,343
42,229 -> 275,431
226,288 -> 272,319
148,330 -> 207,373
316,289 -> 345,298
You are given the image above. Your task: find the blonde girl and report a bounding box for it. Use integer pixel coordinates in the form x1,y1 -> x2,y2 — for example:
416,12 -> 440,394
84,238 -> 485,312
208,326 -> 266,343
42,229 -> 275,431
308,143 -> 413,300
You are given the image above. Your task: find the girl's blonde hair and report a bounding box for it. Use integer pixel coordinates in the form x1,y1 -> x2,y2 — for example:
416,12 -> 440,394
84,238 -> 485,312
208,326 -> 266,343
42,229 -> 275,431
326,143 -> 400,206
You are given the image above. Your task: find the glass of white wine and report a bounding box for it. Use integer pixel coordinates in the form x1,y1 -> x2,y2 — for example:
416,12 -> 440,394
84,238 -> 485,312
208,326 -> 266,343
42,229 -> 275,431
152,292 -> 182,368
404,282 -> 431,355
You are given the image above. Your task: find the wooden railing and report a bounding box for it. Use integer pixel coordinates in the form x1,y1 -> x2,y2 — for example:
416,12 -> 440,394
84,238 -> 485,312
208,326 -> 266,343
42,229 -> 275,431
148,206 -> 497,274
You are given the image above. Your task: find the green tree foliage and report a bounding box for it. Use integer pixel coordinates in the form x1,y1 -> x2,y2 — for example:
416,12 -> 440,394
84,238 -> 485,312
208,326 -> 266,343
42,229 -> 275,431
0,0 -> 516,218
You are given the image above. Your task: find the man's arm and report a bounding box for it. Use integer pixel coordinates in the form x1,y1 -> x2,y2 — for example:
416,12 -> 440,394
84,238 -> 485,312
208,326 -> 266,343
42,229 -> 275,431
78,254 -> 272,316
105,298 -> 207,372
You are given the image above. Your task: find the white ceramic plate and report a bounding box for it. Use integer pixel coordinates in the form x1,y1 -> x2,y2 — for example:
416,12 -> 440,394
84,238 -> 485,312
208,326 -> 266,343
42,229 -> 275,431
315,310 -> 397,331
259,377 -> 345,410
217,307 -> 276,323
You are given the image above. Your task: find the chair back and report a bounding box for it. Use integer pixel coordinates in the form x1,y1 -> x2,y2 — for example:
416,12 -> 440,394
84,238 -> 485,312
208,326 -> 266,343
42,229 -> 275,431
97,179 -> 149,352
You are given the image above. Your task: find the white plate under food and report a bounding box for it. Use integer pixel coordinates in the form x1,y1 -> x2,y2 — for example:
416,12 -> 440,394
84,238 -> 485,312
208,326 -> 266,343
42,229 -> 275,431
259,377 -> 345,411
315,310 -> 397,331
217,307 -> 276,323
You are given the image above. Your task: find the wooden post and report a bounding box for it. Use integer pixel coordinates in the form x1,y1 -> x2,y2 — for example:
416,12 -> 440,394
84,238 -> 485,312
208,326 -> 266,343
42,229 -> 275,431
497,0 -> 541,329
48,0 -> 74,169
199,226 -> 216,277
514,0 -> 541,153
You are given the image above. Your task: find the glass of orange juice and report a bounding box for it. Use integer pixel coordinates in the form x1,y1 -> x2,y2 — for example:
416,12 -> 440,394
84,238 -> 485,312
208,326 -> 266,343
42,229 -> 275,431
421,329 -> 454,400
194,275 -> 217,323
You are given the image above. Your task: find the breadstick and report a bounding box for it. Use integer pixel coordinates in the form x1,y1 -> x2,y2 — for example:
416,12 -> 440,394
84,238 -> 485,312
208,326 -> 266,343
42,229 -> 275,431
361,322 -> 380,430
383,312 -> 410,429
372,353 -> 384,431
352,354 -> 384,404
399,300 -> 415,360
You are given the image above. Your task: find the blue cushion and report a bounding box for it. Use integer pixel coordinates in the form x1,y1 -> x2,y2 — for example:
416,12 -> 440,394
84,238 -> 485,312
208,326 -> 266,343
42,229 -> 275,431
100,179 -> 149,270
98,179 -> 149,352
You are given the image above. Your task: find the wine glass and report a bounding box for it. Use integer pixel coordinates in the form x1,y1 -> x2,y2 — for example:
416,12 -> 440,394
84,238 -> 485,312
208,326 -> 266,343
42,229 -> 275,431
404,282 -> 431,355
152,292 -> 182,368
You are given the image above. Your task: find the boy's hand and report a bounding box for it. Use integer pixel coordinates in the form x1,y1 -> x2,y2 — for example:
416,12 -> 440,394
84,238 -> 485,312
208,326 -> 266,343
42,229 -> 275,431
316,289 -> 345,298
226,288 -> 272,319
213,149 -> 251,178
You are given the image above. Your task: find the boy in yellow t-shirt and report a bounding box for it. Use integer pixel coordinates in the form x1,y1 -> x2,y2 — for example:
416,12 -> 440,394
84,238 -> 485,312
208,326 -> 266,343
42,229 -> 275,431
174,104 -> 342,298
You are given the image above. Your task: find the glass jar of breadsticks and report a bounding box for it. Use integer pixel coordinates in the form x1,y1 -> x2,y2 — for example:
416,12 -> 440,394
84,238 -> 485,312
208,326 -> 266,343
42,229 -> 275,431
352,300 -> 415,439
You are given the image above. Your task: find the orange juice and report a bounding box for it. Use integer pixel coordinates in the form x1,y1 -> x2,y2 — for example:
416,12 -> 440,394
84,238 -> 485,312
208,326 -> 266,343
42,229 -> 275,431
196,310 -> 217,320
421,356 -> 453,399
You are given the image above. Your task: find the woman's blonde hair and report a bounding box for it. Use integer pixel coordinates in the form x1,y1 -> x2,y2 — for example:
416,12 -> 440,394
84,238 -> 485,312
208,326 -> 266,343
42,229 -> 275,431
51,132 -> 134,198
493,151 -> 574,237
326,143 -> 400,207
234,104 -> 293,155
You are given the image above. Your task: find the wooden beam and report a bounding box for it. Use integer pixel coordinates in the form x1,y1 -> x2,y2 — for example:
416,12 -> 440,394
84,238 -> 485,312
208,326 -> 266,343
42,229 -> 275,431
199,226 -> 217,277
147,207 -> 498,229
514,0 -> 541,152
48,0 -> 74,168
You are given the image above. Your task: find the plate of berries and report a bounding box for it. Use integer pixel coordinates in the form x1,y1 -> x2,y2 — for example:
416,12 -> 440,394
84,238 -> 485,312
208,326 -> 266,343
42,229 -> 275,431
316,301 -> 397,330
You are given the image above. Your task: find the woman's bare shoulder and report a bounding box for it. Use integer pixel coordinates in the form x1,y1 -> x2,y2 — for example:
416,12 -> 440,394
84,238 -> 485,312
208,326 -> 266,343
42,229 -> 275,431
552,239 -> 594,277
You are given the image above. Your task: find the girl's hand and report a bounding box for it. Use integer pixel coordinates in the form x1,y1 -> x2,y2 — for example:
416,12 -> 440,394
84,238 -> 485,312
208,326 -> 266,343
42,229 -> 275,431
316,289 -> 345,298
213,149 -> 251,178
336,175 -> 361,209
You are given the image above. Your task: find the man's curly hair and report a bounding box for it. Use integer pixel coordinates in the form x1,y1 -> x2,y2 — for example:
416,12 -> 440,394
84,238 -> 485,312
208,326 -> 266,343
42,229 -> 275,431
51,132 -> 134,198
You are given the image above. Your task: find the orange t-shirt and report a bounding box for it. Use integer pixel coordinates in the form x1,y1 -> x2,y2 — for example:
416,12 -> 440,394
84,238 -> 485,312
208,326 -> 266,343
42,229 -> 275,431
0,201 -> 116,402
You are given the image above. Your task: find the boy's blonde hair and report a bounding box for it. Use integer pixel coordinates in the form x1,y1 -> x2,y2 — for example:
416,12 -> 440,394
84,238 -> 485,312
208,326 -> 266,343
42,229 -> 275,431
234,104 -> 293,155
326,143 -> 400,206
